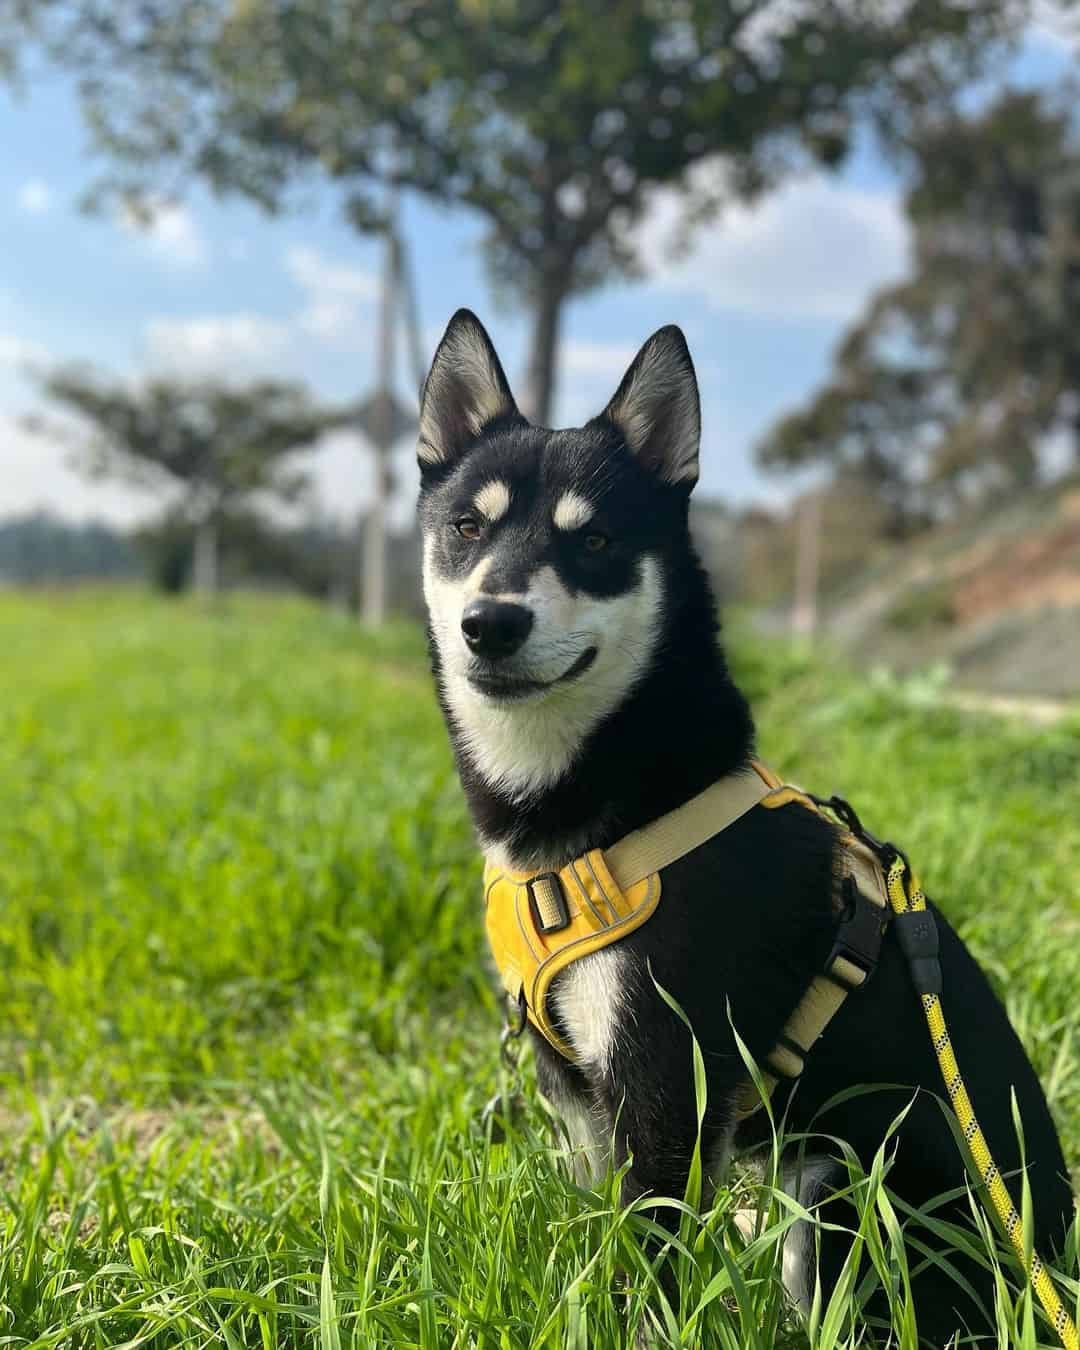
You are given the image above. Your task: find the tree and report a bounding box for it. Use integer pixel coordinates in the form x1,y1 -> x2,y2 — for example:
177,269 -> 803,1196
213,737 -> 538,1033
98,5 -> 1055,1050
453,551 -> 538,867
0,0 -> 39,81
27,371 -> 339,593
757,89 -> 1080,525
23,0 -> 1023,422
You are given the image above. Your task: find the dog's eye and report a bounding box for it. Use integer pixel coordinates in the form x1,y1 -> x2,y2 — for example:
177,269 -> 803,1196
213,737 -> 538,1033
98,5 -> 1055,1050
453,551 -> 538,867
455,516 -> 482,541
584,532 -> 608,552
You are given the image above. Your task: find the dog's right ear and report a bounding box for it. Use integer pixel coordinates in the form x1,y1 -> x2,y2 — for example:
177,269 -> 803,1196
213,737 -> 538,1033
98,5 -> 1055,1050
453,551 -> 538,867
595,326 -> 700,489
418,310 -> 519,472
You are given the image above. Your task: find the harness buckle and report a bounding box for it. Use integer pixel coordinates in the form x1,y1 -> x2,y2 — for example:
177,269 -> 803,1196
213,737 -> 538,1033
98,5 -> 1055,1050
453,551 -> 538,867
894,909 -> 943,995
527,872 -> 571,934
827,878 -> 890,989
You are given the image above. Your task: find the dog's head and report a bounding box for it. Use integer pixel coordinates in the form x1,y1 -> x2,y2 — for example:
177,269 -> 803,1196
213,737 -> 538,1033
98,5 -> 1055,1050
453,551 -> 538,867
418,309 -> 702,801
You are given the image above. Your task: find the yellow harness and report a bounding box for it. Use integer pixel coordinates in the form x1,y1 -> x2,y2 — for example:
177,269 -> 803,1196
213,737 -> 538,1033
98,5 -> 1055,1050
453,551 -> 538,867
482,764 -> 1078,1350
484,762 -> 887,1098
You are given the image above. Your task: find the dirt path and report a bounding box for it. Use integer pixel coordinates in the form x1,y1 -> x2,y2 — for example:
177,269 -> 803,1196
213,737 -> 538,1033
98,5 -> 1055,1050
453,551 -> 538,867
939,690 -> 1073,726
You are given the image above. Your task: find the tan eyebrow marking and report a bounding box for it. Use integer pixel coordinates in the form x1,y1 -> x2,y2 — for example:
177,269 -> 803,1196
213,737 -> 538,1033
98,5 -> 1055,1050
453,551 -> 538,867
473,480 -> 511,522
553,491 -> 594,531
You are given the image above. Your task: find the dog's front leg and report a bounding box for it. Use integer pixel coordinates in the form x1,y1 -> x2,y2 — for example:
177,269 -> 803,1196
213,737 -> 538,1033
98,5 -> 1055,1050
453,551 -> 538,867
602,1035 -> 738,1218
550,948 -> 740,1212
589,974 -> 741,1337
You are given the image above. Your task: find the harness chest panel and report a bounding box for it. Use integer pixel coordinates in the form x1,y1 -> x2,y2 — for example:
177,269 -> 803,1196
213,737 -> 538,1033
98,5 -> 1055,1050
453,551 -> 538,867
484,849 -> 660,1060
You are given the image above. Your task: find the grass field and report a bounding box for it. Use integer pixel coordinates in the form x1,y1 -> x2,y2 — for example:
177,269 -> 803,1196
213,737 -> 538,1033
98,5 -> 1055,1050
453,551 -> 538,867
0,590 -> 1077,1348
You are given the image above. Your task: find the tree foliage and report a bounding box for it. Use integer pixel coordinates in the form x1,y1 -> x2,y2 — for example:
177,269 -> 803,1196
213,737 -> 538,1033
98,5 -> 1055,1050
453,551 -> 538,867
27,370 -> 340,588
757,89 -> 1080,525
33,370 -> 334,512
21,0 -> 1024,420
0,0 -> 40,81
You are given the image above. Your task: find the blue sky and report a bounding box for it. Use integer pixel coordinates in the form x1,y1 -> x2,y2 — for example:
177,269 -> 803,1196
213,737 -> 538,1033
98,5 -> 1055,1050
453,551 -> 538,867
1,21 -> 1072,527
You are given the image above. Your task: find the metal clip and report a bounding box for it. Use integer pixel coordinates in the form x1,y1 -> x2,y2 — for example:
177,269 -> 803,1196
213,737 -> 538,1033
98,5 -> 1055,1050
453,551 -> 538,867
500,987 -> 528,1070
481,989 -> 529,1143
811,791 -> 897,865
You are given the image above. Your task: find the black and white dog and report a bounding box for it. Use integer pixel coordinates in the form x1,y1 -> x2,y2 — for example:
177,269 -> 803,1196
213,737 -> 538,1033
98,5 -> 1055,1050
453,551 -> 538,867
418,309 -> 1073,1344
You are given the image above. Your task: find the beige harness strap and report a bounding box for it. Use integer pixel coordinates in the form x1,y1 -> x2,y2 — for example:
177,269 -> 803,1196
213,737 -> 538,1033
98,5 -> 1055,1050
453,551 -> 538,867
606,765 -> 772,891
740,834 -> 889,1115
603,763 -> 890,1121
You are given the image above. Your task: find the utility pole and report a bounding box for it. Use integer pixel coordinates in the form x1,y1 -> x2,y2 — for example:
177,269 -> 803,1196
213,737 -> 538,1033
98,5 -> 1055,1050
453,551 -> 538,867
355,191 -> 420,625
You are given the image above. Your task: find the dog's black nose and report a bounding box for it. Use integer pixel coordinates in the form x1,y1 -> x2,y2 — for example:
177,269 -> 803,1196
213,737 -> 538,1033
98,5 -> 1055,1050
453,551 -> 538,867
461,599 -> 533,660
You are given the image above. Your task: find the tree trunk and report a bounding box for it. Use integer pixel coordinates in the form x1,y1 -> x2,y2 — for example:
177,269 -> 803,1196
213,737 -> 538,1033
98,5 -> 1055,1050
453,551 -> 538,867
523,277 -> 567,426
362,451 -> 389,625
193,515 -> 219,595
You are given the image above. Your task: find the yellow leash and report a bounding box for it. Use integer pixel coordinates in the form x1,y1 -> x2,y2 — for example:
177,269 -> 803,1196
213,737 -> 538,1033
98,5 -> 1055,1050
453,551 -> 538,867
885,855 -> 1078,1350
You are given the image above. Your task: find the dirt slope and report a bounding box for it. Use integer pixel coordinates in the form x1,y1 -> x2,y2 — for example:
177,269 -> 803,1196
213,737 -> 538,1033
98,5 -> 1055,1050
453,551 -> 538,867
820,477 -> 1080,698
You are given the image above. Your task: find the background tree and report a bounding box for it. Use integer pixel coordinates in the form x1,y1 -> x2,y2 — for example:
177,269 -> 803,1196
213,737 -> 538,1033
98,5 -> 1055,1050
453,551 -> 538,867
0,0 -> 39,81
757,89 -> 1080,528
27,372 -> 338,593
22,0 -> 1023,422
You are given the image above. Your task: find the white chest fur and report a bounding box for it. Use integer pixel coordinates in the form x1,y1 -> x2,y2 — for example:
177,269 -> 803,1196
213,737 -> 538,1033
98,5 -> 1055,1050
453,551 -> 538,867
551,945 -> 628,1077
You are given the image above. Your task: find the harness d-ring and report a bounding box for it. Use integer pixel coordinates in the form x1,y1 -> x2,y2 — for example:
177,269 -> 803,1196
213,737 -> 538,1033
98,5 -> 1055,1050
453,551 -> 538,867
481,990 -> 529,1143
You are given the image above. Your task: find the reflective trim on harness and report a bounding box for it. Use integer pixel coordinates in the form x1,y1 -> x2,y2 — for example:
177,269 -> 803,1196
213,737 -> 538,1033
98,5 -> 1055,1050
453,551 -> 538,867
484,848 -> 661,1060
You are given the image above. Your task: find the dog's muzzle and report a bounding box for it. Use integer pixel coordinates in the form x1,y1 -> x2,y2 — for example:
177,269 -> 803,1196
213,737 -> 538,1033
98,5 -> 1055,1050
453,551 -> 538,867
461,599 -> 533,661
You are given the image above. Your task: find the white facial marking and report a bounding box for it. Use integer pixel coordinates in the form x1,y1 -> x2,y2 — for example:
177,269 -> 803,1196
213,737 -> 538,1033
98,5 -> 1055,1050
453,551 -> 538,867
552,491 -> 594,532
423,542 -> 664,803
474,480 -> 511,522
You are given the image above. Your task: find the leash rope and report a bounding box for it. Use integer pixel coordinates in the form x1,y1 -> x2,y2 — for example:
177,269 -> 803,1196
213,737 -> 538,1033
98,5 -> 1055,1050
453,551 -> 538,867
884,855 -> 1078,1350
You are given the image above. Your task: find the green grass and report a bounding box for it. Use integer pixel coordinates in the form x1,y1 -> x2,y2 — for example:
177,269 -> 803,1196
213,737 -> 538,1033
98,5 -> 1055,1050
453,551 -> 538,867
0,590 -> 1076,1347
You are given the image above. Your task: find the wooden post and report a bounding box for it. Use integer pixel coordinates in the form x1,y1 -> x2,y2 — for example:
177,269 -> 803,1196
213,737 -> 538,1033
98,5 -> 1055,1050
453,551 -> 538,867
193,513 -> 218,595
361,197 -> 400,626
792,489 -> 823,641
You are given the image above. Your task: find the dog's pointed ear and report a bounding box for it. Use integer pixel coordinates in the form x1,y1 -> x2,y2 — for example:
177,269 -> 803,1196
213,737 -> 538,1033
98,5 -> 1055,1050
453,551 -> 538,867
595,326 -> 700,488
418,309 -> 519,471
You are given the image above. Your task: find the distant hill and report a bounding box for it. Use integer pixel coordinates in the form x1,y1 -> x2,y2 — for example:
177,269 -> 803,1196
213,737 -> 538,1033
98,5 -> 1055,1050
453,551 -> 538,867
815,476 -> 1080,698
0,512 -> 139,584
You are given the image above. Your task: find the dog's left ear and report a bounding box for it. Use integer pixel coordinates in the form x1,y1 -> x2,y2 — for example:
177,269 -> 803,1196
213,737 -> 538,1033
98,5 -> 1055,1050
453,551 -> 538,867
595,326 -> 700,488
418,309 -> 519,472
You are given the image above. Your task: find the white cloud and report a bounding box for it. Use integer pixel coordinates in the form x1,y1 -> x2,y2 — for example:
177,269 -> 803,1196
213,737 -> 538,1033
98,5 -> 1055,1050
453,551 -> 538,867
1030,2 -> 1076,50
16,180 -> 52,215
285,245 -> 376,342
285,245 -> 376,299
641,172 -> 909,322
0,414 -> 153,526
555,340 -> 638,423
562,340 -> 637,379
143,314 -> 289,372
119,200 -> 207,268
0,334 -> 49,368
139,244 -> 377,375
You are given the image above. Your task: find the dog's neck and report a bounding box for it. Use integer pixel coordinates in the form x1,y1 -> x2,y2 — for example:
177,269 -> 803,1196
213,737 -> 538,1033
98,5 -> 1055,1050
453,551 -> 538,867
438,564 -> 755,871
